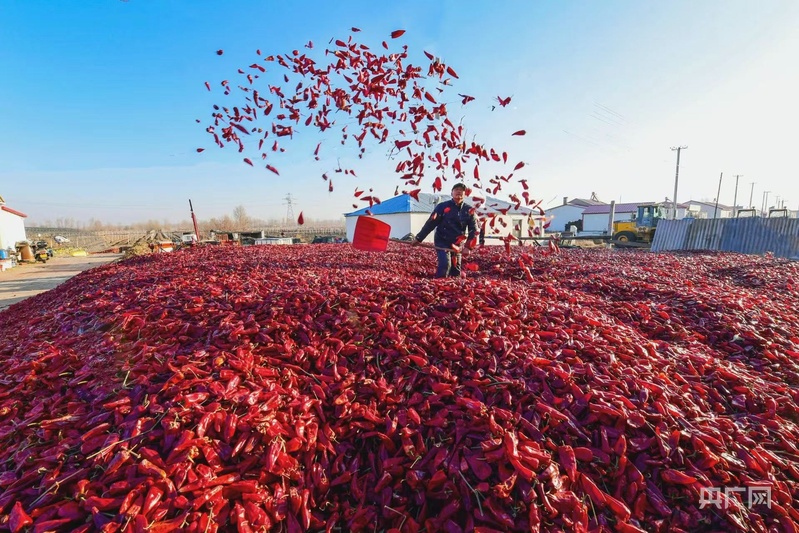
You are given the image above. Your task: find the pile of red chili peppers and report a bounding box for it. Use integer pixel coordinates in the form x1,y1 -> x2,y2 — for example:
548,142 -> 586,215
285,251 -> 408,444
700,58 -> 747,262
0,245 -> 797,532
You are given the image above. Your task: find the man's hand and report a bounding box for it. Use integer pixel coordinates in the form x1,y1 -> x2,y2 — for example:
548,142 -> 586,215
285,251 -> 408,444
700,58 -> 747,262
410,239 -> 420,247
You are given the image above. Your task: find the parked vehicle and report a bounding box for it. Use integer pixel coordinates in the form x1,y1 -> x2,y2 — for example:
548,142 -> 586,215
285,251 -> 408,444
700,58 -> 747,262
34,241 -> 51,262
181,232 -> 198,246
311,236 -> 347,243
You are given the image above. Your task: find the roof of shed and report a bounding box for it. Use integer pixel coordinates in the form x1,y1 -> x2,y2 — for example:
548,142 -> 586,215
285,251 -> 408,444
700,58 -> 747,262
1,205 -> 28,218
581,202 -> 649,215
345,193 -> 534,217
568,198 -> 607,207
686,200 -> 733,210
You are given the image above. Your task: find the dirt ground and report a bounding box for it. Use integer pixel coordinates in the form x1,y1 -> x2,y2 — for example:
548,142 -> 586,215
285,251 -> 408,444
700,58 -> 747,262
0,253 -> 122,311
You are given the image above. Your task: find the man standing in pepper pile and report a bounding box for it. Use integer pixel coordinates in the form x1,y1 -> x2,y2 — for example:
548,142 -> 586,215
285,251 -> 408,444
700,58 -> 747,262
412,182 -> 478,278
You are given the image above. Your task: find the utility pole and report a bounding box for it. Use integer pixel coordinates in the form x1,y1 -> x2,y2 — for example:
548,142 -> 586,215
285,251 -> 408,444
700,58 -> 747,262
713,172 -> 723,218
732,174 -> 743,216
748,182 -> 756,209
670,146 -> 687,219
283,193 -> 295,224
762,191 -> 771,217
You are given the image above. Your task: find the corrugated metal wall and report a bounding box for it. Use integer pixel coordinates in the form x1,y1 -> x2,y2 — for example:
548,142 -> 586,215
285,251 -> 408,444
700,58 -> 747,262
652,219 -> 692,252
652,218 -> 799,258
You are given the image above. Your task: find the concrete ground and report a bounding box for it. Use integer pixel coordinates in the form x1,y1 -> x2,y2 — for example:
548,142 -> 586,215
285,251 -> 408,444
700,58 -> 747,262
0,253 -> 122,311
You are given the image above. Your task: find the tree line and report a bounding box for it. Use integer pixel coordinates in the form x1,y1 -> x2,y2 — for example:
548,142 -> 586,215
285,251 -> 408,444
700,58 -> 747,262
28,205 -> 344,232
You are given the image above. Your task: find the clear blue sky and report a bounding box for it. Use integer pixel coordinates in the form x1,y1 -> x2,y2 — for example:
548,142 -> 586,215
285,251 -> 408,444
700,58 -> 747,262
2,0 -> 798,225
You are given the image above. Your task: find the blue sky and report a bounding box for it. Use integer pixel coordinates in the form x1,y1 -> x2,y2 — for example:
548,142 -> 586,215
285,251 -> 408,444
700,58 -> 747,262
1,1 -> 798,225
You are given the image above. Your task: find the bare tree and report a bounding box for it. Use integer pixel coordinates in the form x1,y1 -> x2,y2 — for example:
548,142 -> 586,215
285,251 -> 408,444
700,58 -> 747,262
232,205 -> 251,229
208,215 -> 235,231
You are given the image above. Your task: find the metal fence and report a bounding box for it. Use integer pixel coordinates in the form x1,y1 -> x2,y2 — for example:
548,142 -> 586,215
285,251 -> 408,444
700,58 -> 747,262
652,218 -> 799,259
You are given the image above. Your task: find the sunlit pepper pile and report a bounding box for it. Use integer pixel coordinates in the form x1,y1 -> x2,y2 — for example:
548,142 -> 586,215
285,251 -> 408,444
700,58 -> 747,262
1,245 -> 798,532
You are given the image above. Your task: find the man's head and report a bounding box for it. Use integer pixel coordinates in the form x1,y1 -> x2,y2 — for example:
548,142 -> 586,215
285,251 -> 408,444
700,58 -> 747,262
451,183 -> 467,204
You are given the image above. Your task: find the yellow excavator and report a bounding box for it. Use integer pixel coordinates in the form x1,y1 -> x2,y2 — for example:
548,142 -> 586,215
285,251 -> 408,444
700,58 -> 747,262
612,204 -> 666,244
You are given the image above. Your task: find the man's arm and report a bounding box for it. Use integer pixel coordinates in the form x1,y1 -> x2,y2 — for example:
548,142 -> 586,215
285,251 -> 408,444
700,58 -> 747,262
415,207 -> 441,243
465,209 -> 479,248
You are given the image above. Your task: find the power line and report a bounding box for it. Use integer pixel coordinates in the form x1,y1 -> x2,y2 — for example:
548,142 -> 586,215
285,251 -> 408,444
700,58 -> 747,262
593,101 -> 628,122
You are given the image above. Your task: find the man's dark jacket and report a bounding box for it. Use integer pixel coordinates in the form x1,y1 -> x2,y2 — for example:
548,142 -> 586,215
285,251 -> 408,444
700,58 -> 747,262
416,199 -> 478,248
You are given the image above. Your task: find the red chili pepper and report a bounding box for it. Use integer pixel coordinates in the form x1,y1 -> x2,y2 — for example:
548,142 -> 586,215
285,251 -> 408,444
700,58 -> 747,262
82,496 -> 124,512
31,518 -> 74,531
192,485 -> 223,511
104,449 -> 131,477
132,513 -> 148,533
9,501 -> 33,533
645,481 -> 672,516
501,431 -> 535,481
527,501 -> 541,527
137,458 -> 167,480
221,412 -> 238,443
558,445 -> 577,482
142,485 -> 165,517
56,500 -> 82,521
579,473 -> 607,506
573,447 -> 594,462
195,411 -> 215,439
122,491 -> 145,518
616,522 -> 647,533
534,402 -> 569,422
778,517 -> 799,533
80,422 -> 111,443
631,492 -> 647,520
660,469 -> 697,485
605,494 -> 631,521
232,502 -> 254,533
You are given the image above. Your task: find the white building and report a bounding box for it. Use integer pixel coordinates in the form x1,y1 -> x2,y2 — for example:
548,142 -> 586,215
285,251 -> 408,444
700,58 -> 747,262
580,202 -> 694,235
0,196 -> 28,252
545,197 -> 607,233
684,200 -> 734,219
344,193 -> 540,246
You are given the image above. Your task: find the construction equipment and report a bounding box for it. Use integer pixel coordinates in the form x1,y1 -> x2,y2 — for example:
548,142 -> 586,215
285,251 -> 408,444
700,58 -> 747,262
189,199 -> 201,243
612,203 -> 666,243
